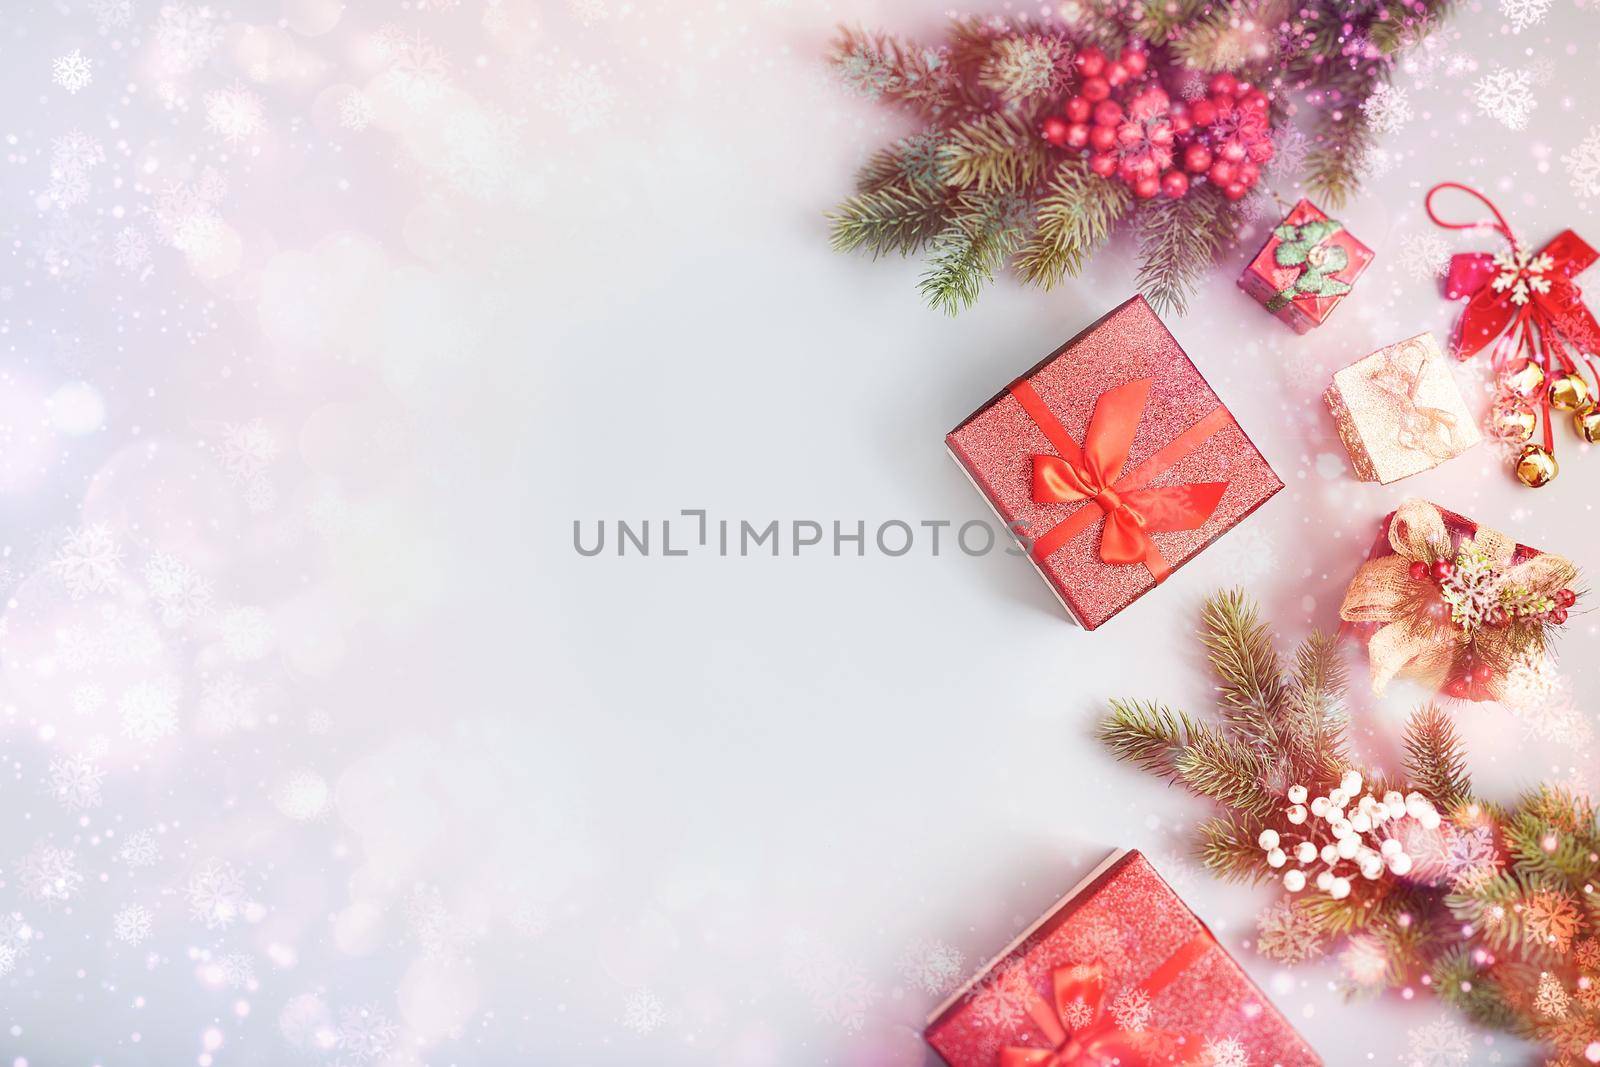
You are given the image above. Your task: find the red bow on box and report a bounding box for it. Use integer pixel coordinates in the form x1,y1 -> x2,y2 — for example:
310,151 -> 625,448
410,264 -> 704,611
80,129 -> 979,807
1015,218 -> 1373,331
1000,934 -> 1213,1067
1010,378 -> 1230,581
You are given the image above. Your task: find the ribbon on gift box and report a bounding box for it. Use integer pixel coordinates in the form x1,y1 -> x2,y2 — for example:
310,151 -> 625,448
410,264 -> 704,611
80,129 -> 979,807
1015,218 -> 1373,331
999,932 -> 1213,1067
1338,499 -> 1577,700
1365,337 -> 1465,462
1009,377 -> 1230,581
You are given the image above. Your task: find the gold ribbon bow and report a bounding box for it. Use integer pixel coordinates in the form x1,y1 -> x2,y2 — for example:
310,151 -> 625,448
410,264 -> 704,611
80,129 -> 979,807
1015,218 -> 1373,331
1365,338 -> 1462,462
1338,500 -> 1576,700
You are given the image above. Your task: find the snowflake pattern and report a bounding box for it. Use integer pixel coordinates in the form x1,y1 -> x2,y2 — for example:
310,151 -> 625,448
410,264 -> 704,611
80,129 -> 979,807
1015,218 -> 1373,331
1204,1036 -> 1250,1067
51,524 -> 123,598
1490,248 -> 1555,306
52,50 -> 94,93
1396,233 -> 1452,280
18,844 -> 85,906
1472,66 -> 1536,130
1255,899 -> 1326,963
1404,1017 -> 1472,1066
49,755 -> 106,810
1565,126 -> 1600,200
896,936 -> 967,995
1500,0 -> 1553,31
1535,971 -> 1570,1018
1360,83 -> 1413,134
204,84 -> 267,144
1107,987 -> 1151,1032
113,904 -> 153,945
186,860 -> 249,929
620,989 -> 666,1034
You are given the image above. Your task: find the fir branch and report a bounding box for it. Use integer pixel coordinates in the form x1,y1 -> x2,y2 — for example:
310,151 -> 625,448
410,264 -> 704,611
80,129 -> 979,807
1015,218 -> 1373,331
1198,816 -> 1272,883
917,192 -> 1027,314
1304,107 -> 1374,210
1281,630 -> 1349,784
1402,704 -> 1472,809
1133,183 -> 1241,316
1097,698 -> 1216,783
938,111 -> 1052,194
830,27 -> 959,120
1174,730 -> 1275,816
828,183 -> 951,258
1013,159 -> 1132,289
1200,588 -> 1287,752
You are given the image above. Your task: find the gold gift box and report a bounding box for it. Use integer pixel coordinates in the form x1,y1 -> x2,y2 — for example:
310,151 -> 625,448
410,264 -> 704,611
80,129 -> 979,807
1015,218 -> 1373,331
1324,332 -> 1481,484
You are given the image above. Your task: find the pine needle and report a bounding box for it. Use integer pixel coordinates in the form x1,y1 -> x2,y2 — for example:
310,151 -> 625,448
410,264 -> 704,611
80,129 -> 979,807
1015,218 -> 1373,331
1200,588 -> 1287,751
1174,730 -> 1276,816
829,27 -> 960,120
1013,159 -> 1131,288
938,111 -> 1052,194
1097,698 -> 1216,782
1133,183 -> 1241,316
1305,107 -> 1375,210
1401,704 -> 1471,809
916,192 -> 1027,314
828,183 -> 951,258
1198,816 -> 1272,882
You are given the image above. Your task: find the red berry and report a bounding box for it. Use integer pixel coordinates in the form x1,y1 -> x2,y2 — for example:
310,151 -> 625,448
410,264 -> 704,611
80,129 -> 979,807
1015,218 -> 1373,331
1223,181 -> 1248,200
1209,92 -> 1235,112
1093,100 -> 1124,126
1065,96 -> 1093,123
1207,159 -> 1237,184
1242,89 -> 1270,113
1089,152 -> 1118,177
1238,162 -> 1260,184
1076,47 -> 1106,77
1556,588 -> 1577,607
1120,47 -> 1148,77
1430,559 -> 1454,581
1169,101 -> 1189,121
1041,116 -> 1071,146
1249,139 -> 1275,164
1088,125 -> 1118,151
1161,170 -> 1189,198
1082,77 -> 1111,102
1170,114 -> 1193,135
1209,72 -> 1239,97
1105,61 -> 1129,88
1134,175 -> 1161,199
1189,100 -> 1218,127
1220,141 -> 1247,163
1182,143 -> 1212,173
1149,124 -> 1175,147
1066,122 -> 1090,148
1442,675 -> 1472,698
1550,606 -> 1570,625
1409,560 -> 1430,582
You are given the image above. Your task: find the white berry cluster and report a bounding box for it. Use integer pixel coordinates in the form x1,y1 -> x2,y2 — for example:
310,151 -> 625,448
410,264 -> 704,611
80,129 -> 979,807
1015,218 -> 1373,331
1256,771 -> 1441,900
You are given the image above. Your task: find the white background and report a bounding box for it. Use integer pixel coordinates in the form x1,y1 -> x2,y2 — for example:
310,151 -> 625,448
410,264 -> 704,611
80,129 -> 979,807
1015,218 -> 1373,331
2,1 -> 1598,1065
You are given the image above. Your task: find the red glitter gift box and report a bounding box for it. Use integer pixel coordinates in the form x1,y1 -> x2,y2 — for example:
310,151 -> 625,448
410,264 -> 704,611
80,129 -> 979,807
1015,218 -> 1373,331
946,296 -> 1283,629
1238,199 -> 1373,333
925,850 -> 1322,1067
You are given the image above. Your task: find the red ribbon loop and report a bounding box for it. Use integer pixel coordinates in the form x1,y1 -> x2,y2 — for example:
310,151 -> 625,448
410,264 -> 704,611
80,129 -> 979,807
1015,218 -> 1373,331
1012,378 -> 1229,582
998,934 -> 1214,1067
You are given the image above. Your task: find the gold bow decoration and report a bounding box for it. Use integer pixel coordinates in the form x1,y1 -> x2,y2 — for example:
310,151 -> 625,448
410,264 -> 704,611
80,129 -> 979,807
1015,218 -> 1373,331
1339,500 -> 1577,701
1365,338 -> 1464,462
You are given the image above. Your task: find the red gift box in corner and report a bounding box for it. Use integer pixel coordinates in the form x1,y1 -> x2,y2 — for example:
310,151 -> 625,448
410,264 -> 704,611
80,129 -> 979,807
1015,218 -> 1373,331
945,295 -> 1283,629
1238,199 -> 1373,333
924,850 -> 1322,1067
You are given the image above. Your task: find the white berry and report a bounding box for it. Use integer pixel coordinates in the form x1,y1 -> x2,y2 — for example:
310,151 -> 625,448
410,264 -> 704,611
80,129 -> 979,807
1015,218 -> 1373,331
1286,805 -> 1307,825
1287,785 -> 1308,804
1267,848 -> 1286,868
1283,869 -> 1307,892
1388,853 -> 1414,876
1258,829 -> 1281,850
1329,877 -> 1352,900
1296,842 -> 1317,864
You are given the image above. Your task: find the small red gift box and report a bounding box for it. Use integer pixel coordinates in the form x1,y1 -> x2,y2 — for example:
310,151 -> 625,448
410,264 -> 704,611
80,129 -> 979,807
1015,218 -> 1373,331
1238,199 -> 1373,333
946,296 -> 1283,629
925,850 -> 1322,1067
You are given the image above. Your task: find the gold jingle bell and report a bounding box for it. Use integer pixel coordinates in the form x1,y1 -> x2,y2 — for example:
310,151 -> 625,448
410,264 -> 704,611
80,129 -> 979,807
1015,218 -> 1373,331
1491,402 -> 1538,443
1515,444 -> 1559,487
1504,361 -> 1546,399
1549,372 -> 1593,411
1576,406 -> 1600,444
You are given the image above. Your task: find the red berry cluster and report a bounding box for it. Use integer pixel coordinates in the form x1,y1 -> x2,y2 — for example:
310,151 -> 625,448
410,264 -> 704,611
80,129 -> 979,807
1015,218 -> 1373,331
1407,559 -> 1578,627
1039,47 -> 1273,201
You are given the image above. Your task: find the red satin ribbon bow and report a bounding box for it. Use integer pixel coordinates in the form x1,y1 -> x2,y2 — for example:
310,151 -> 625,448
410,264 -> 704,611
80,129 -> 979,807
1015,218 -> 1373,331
999,934 -> 1213,1067
1426,182 -> 1600,452
1010,377 -> 1230,581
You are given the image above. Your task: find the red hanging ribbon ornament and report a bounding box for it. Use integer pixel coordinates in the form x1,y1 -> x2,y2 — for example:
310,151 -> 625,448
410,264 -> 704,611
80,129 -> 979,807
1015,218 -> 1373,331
1425,182 -> 1600,487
